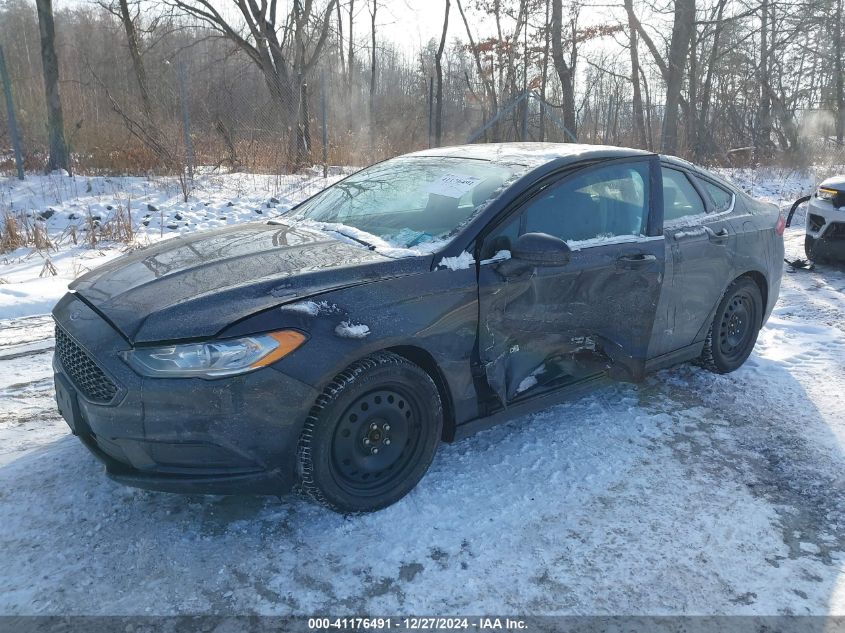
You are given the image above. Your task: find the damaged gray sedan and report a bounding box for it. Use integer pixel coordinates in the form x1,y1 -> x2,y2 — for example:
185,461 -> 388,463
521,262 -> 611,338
52,143 -> 785,512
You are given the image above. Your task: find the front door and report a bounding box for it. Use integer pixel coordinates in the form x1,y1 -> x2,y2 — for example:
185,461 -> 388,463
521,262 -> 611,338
477,158 -> 665,406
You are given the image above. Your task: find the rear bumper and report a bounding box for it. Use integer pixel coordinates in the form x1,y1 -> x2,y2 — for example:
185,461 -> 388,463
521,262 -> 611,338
52,293 -> 319,495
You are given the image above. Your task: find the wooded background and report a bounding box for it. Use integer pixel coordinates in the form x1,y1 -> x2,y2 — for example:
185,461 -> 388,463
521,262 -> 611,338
1,0 -> 844,177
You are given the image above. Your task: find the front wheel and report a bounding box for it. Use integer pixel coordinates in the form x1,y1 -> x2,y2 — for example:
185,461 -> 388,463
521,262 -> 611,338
297,352 -> 443,513
805,235 -> 817,261
698,278 -> 763,374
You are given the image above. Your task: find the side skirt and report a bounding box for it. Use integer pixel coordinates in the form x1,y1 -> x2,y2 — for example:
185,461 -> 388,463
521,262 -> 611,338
643,341 -> 704,373
452,372 -> 611,442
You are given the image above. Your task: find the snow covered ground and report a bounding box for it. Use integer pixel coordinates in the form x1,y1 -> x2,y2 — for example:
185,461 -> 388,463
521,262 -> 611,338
0,166 -> 844,615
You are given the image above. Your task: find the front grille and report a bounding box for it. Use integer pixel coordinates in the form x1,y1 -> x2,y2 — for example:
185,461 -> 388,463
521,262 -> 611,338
823,222 -> 845,240
55,325 -> 118,403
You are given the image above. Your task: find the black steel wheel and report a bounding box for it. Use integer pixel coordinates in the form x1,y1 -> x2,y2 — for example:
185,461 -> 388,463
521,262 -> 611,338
298,352 -> 442,513
698,277 -> 763,374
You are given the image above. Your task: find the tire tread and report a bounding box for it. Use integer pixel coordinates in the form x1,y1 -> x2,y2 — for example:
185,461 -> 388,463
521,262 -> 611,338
697,277 -> 762,374
296,351 -> 423,511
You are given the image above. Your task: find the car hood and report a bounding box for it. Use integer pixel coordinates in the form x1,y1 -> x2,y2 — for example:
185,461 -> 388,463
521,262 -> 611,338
820,174 -> 845,191
70,222 -> 427,343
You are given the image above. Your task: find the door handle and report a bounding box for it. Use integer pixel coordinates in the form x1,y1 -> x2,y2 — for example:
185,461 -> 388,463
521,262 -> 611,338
705,226 -> 730,243
616,253 -> 657,269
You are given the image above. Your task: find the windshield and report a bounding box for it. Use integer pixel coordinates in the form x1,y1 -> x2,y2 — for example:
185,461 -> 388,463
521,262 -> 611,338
289,156 -> 517,250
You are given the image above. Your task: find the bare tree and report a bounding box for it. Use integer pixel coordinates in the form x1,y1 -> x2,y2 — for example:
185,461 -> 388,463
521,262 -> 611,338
756,0 -> 773,157
624,0 -> 647,149
35,0 -> 70,173
551,0 -> 577,140
456,0 -> 498,139
117,0 -> 152,120
835,0 -> 844,143
166,0 -> 337,164
369,0 -> 377,154
662,0 -> 695,154
347,0 -> 356,92
435,0 -> 450,146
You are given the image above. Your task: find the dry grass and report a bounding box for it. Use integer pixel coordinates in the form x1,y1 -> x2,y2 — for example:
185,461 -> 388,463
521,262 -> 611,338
0,212 -> 53,254
0,214 -> 22,252
0,199 -> 137,255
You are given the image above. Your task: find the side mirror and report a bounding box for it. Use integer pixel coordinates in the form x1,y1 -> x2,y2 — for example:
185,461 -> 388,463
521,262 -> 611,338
511,232 -> 571,266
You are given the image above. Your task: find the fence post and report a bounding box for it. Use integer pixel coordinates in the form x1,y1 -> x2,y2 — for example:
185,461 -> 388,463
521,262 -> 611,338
428,77 -> 434,149
177,60 -> 194,183
321,72 -> 328,178
0,45 -> 24,180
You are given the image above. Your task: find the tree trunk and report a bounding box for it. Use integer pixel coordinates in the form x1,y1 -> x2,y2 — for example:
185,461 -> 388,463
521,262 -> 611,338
624,0 -> 647,148
697,0 -> 726,159
117,0 -> 152,120
539,0 -> 551,141
347,0 -> 355,93
836,0 -> 844,143
35,0 -> 70,174
369,0 -> 377,156
551,0 -> 577,140
756,0 -> 772,158
434,0 -> 450,147
661,0 -> 695,154
686,26 -> 698,155
456,0 -> 497,142
337,0 -> 346,79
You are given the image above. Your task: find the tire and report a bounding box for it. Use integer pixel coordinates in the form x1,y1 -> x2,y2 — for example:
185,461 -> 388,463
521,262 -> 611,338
698,277 -> 763,374
297,351 -> 443,513
805,235 -> 817,260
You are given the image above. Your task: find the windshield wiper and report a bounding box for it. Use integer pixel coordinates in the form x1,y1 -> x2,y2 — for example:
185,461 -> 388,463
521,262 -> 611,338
333,230 -> 377,250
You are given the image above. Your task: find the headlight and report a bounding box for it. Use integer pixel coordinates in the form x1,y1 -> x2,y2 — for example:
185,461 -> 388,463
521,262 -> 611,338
817,187 -> 839,201
123,330 -> 306,378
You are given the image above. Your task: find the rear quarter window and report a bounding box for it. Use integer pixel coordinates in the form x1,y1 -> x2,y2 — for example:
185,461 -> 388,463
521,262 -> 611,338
700,179 -> 734,213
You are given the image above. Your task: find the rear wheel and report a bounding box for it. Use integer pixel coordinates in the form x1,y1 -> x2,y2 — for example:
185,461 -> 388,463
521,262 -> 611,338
297,352 -> 442,513
698,278 -> 763,374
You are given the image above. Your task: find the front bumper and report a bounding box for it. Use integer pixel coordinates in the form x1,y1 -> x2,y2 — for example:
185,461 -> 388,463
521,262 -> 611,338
806,197 -> 845,260
52,293 -> 319,495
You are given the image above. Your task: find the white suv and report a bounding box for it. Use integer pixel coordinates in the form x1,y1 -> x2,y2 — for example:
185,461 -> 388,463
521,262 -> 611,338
805,175 -> 845,261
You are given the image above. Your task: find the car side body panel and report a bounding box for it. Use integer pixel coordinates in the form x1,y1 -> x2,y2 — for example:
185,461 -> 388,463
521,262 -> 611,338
221,265 -> 484,429
49,143 -> 785,496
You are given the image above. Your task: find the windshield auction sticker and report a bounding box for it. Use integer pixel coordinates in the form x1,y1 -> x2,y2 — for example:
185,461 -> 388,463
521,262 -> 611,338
426,174 -> 483,198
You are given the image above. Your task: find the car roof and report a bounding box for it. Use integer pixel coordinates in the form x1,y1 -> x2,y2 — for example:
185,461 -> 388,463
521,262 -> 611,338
660,154 -> 739,191
407,142 -> 654,166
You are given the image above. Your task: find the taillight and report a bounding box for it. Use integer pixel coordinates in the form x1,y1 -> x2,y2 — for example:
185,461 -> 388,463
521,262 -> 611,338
775,211 -> 786,236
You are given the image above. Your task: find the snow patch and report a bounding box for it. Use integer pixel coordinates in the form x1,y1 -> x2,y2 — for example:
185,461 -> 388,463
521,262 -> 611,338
516,364 -> 546,394
670,227 -> 709,239
283,300 -> 340,316
566,234 -> 660,251
480,250 -> 511,265
283,301 -> 320,316
335,321 -> 371,338
438,251 -> 476,271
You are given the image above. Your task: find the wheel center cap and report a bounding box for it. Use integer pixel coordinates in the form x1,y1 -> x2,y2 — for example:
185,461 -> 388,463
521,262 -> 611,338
363,419 -> 391,451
